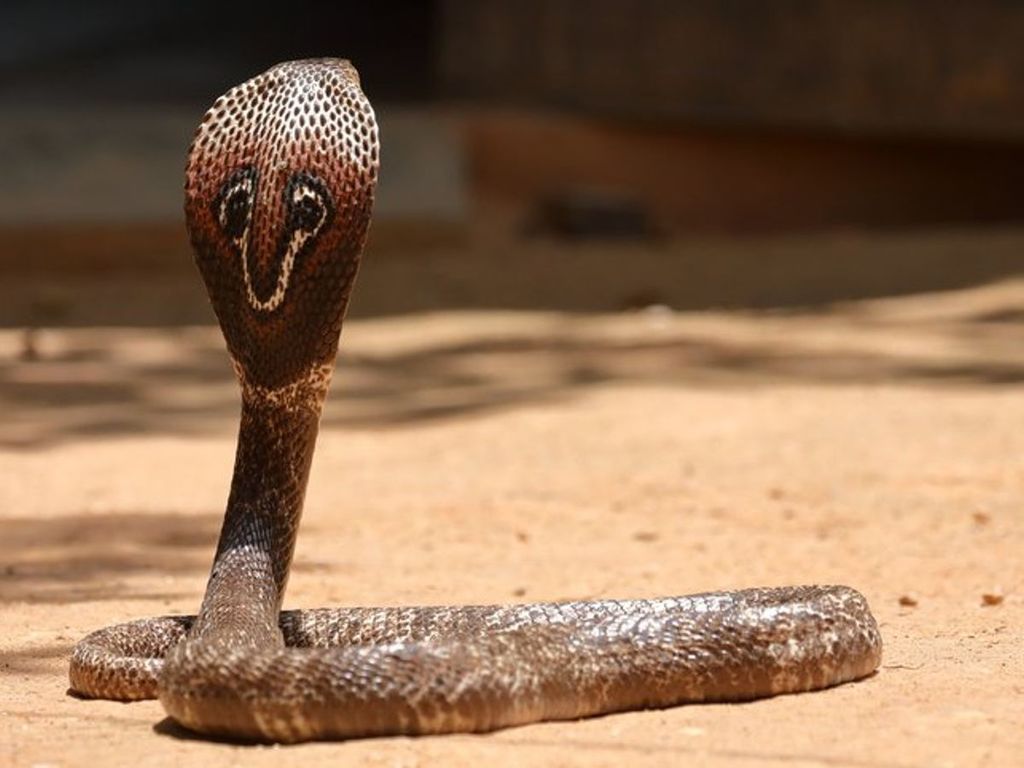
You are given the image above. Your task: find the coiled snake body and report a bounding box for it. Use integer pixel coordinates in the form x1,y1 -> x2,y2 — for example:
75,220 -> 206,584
69,59 -> 882,743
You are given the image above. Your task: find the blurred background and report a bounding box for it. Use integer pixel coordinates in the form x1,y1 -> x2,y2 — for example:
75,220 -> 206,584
3,0 -> 1024,327
3,0 -> 1024,445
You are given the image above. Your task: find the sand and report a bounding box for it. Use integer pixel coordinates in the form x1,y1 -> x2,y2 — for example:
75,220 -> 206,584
1,273 -> 1022,767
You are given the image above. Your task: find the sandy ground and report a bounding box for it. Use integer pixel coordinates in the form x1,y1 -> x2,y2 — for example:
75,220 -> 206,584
1,273 -> 1023,766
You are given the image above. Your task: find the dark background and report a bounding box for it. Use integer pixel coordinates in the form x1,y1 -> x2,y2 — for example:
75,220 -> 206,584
1,0 -> 438,106
2,0 -> 1023,325
11,0 -> 1024,133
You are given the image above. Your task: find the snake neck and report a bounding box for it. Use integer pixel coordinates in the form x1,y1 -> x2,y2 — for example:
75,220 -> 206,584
190,362 -> 333,645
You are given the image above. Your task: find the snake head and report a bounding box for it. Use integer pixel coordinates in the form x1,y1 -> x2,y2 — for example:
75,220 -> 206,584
185,59 -> 378,391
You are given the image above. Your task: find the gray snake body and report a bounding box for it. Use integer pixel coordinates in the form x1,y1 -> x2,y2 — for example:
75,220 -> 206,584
68,59 -> 882,743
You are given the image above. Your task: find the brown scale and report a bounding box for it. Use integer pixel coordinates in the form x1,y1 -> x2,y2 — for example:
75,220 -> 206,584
69,58 -> 882,743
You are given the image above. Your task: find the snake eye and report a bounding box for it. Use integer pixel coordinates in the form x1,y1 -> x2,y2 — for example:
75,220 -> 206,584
287,174 -> 332,240
214,167 -> 256,244
292,193 -> 324,233
221,189 -> 251,239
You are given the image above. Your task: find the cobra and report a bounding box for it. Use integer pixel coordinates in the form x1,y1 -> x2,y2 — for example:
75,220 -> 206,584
68,59 -> 882,743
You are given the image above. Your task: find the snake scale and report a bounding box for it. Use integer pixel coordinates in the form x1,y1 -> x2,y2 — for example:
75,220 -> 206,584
68,59 -> 882,743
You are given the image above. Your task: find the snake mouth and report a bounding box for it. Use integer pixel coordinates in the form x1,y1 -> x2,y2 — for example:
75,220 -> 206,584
213,168 -> 334,314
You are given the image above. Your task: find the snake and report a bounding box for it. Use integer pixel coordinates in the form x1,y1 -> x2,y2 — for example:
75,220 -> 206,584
68,59 -> 883,743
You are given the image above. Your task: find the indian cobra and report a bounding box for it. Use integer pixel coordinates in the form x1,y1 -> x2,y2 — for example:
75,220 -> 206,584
68,59 -> 882,743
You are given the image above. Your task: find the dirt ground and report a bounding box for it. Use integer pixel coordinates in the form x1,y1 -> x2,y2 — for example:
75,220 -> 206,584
1,243 -> 1023,766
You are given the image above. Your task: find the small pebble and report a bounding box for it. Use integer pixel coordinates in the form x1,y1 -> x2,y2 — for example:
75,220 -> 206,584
898,595 -> 918,607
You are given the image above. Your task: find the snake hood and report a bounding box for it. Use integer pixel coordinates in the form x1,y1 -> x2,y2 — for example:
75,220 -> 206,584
185,58 -> 378,390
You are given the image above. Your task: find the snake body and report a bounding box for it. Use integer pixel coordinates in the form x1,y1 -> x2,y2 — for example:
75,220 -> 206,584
68,59 -> 882,743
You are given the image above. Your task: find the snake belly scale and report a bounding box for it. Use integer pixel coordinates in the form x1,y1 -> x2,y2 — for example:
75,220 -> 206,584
68,59 -> 882,743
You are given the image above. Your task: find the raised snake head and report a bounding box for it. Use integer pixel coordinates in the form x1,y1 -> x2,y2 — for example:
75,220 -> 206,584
184,59 -> 378,391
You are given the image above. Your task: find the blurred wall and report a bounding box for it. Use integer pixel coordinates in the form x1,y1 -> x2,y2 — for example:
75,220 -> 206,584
9,0 -> 1024,137
0,0 -> 437,107
1,1 -> 1023,242
441,0 -> 1024,139
2,1 -> 1023,325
